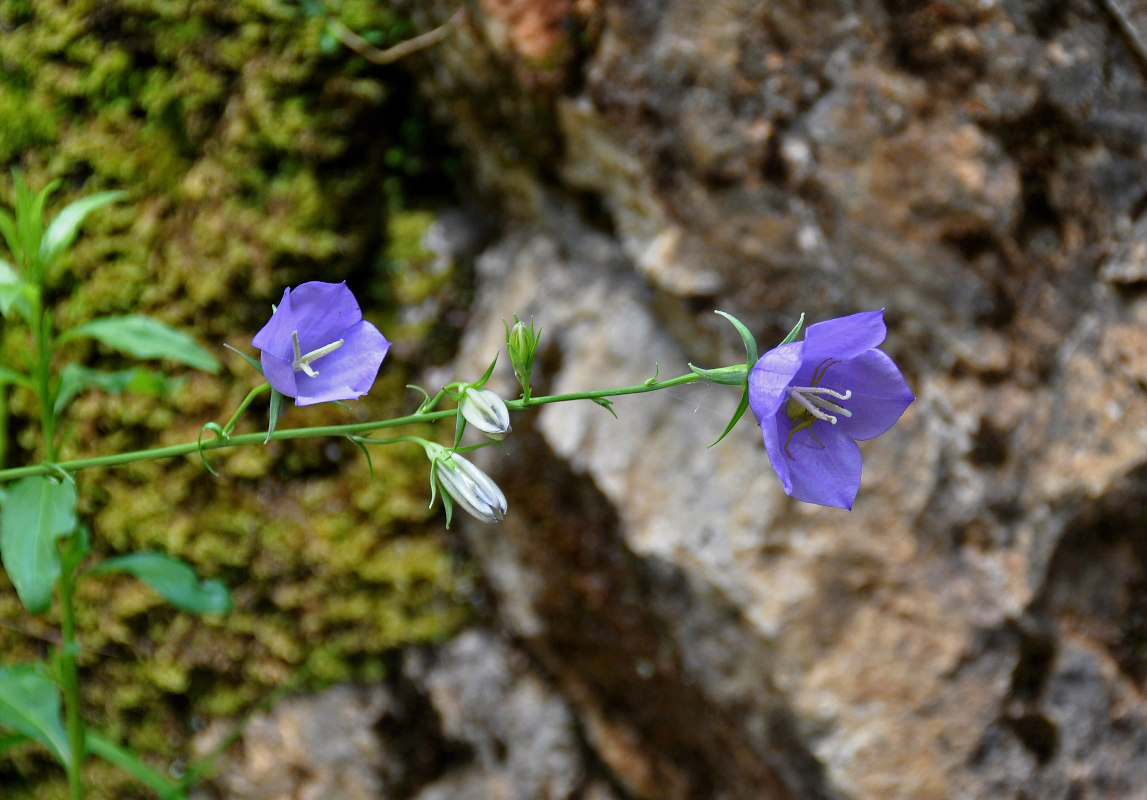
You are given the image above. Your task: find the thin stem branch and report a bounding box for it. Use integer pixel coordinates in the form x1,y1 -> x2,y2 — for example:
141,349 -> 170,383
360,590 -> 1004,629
326,7 -> 466,66
0,371 -> 710,483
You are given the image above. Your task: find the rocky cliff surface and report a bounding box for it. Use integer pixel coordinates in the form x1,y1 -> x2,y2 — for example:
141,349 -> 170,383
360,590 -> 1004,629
218,1 -> 1147,798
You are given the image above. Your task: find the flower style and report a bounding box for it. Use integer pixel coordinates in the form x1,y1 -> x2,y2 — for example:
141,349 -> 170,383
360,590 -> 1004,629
748,310 -> 914,509
252,281 -> 390,405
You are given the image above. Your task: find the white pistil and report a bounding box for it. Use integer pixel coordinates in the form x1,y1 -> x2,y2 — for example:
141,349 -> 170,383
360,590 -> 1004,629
786,385 -> 853,425
291,330 -> 344,377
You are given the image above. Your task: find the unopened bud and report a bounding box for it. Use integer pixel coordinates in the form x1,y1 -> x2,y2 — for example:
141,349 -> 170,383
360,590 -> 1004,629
432,449 -> 508,524
506,316 -> 539,399
459,387 -> 512,440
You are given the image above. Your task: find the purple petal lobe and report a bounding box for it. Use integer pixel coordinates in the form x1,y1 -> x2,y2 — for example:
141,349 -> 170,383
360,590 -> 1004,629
777,423 -> 863,509
252,287 -> 295,360
749,341 -> 803,421
831,350 -> 915,441
260,351 -> 298,399
802,309 -> 887,366
294,321 -> 390,405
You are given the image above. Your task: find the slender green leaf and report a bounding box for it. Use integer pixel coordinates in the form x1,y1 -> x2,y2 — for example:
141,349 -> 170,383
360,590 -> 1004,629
59,314 -> 221,373
15,176 -> 60,279
87,732 -> 189,800
54,364 -> 179,415
0,267 -> 35,322
0,476 -> 77,613
40,190 -> 126,269
88,552 -> 232,615
0,665 -> 69,766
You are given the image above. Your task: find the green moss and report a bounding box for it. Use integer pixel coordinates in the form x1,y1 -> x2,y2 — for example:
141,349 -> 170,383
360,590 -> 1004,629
0,0 -> 471,796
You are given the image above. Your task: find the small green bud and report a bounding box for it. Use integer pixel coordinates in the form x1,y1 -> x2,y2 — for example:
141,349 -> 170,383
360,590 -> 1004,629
506,315 -> 539,399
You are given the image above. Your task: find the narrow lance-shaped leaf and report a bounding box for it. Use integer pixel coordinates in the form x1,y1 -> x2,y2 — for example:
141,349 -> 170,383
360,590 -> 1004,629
40,190 -> 126,270
87,552 -> 232,615
58,314 -> 220,373
53,364 -> 179,416
0,476 -> 77,613
0,665 -> 70,767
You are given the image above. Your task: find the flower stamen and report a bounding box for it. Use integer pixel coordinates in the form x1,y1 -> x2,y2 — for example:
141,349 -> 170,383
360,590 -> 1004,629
785,385 -> 853,425
291,330 -> 344,378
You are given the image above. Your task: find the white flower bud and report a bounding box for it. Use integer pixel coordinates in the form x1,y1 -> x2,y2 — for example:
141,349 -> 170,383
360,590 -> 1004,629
459,387 -> 512,440
434,451 -> 507,524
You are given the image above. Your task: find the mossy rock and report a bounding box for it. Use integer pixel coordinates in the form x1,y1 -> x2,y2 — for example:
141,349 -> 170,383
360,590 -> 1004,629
0,1 -> 473,796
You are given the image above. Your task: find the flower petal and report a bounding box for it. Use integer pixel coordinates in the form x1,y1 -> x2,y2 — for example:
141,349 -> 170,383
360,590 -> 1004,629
293,320 -> 390,405
801,309 -> 887,366
831,349 -> 915,441
767,420 -> 863,509
748,341 -> 803,421
251,286 -> 295,361
259,350 -> 298,399
286,281 -> 364,352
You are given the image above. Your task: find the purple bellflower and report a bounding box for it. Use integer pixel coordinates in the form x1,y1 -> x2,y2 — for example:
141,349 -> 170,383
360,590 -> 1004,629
252,281 -> 391,405
748,310 -> 914,509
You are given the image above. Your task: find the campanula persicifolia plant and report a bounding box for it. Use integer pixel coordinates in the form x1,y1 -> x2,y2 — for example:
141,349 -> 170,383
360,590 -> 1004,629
0,179 -> 913,798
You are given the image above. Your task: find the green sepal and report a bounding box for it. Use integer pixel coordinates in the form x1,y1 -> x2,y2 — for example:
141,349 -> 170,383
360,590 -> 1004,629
224,343 -> 264,375
688,363 -> 748,386
473,354 -> 499,389
264,388 -> 284,444
716,310 -> 758,366
778,313 -> 805,345
709,386 -> 751,448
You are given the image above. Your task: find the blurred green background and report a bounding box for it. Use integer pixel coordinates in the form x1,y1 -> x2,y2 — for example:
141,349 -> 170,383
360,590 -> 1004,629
0,1 -> 476,796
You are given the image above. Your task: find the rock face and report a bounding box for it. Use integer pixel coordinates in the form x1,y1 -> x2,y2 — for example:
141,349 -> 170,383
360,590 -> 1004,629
219,2 -> 1147,798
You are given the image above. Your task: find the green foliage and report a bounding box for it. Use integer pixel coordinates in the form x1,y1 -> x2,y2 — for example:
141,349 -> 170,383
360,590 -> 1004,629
0,0 -> 470,796
0,666 -> 69,768
0,477 -> 77,614
86,553 -> 232,615
58,315 -> 221,373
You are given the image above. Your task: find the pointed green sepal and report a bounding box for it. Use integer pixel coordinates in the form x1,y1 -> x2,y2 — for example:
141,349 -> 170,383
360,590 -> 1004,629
709,386 -> 751,447
778,313 -> 805,345
688,363 -> 748,386
715,310 -> 758,366
264,388 -> 284,444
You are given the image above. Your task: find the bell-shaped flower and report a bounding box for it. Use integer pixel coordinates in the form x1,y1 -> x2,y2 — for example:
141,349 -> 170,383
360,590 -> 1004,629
748,309 -> 914,509
252,281 -> 390,406
459,387 -> 512,440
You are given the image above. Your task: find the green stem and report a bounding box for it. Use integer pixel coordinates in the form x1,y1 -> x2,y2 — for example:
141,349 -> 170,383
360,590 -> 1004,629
57,561 -> 85,800
222,383 -> 270,436
0,370 -> 710,483
30,291 -> 84,799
